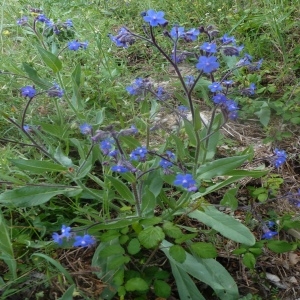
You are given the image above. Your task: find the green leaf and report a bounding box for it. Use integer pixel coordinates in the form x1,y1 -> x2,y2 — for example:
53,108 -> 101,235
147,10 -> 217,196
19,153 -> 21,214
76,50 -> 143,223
0,186 -> 76,207
175,233 -> 197,244
127,238 -> 141,255
31,253 -> 74,284
242,253 -> 256,269
220,187 -> 239,210
183,119 -> 196,146
254,102 -> 270,127
154,280 -> 171,298
22,63 -> 52,89
125,278 -> 148,292
99,244 -> 125,258
267,240 -> 297,253
188,206 -> 255,245
232,248 -> 247,255
170,262 -> 205,300
107,255 -> 130,270
163,222 -> 183,239
190,242 -> 217,258
141,187 -> 156,217
0,212 -> 17,279
169,245 -> 186,263
225,169 -> 268,178
161,240 -> 239,300
171,134 -> 186,161
196,155 -> 249,180
11,159 -> 67,174
54,147 -> 73,167
139,217 -> 162,226
58,284 -> 75,300
106,176 -> 135,204
138,226 -> 165,249
36,46 -> 62,72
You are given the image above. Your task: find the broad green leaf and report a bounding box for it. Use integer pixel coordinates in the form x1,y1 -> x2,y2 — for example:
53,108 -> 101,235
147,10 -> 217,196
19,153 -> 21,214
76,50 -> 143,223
183,119 -> 196,146
139,216 -> 162,226
0,212 -> 17,279
225,169 -> 268,178
106,176 -> 135,204
107,255 -> 130,270
31,253 -> 74,284
220,187 -> 239,210
22,63 -> 52,89
188,206 -> 255,245
59,284 -> 75,300
169,245 -> 186,263
196,155 -> 249,180
242,253 -> 256,269
146,169 -> 163,198
0,186 -> 75,207
125,278 -> 148,292
100,230 -> 121,242
154,280 -> 171,298
138,226 -> 165,249
175,233 -> 197,244
127,238 -> 141,255
54,147 -> 73,167
99,244 -> 125,258
190,242 -> 217,258
161,240 -> 239,300
171,134 -> 186,161
141,187 -> 156,217
254,102 -> 271,127
10,159 -> 67,174
267,240 -> 297,253
163,222 -> 183,239
36,46 -> 62,72
72,63 -> 81,86
170,261 -> 205,300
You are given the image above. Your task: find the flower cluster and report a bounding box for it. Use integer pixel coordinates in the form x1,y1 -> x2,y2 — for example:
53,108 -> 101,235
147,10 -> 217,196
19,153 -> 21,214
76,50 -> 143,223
109,27 -> 135,48
273,148 -> 287,168
212,94 -> 239,120
174,174 -> 198,192
126,78 -> 151,96
20,86 -> 36,98
169,26 -> 200,42
52,225 -> 96,247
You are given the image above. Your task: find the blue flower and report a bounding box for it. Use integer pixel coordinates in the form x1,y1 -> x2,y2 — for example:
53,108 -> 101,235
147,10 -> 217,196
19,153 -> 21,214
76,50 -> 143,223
212,94 -> 227,105
166,151 -> 175,160
262,230 -> 278,239
64,19 -> 73,27
23,125 -> 31,133
36,14 -> 49,23
208,82 -> 222,93
223,80 -> 234,86
236,53 -> 252,67
79,123 -> 92,135
100,139 -> 114,155
220,34 -> 236,44
130,146 -> 148,161
47,84 -> 64,98
200,42 -> 217,53
196,56 -> 219,74
61,225 -> 71,238
159,159 -> 173,169
17,16 -> 28,25
249,58 -> 263,71
52,225 -> 72,245
109,27 -> 134,48
171,52 -> 187,64
111,165 -> 129,173
108,150 -> 119,158
73,234 -> 95,247
184,28 -> 200,42
185,75 -> 195,86
174,174 -> 197,192
273,148 -> 287,168
225,99 -> 239,112
80,41 -> 88,49
52,232 -> 64,245
126,78 -> 147,95
170,26 -> 185,39
21,86 -> 36,98
143,10 -> 167,27
68,40 -> 81,51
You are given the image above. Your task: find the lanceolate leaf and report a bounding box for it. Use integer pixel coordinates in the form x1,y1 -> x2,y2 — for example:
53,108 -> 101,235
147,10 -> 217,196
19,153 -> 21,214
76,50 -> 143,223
22,63 -> 52,89
0,186 -> 77,207
188,206 -> 255,246
11,159 -> 67,174
36,46 -> 62,72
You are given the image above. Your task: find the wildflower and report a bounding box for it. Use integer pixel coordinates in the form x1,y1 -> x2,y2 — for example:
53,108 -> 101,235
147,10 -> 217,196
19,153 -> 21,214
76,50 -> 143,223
248,58 -> 263,71
73,234 -> 95,247
17,16 -> 28,26
225,99 -> 239,112
236,53 -> 252,67
130,146 -> 148,161
223,80 -> 234,86
159,159 -> 173,169
265,221 -> 276,229
52,225 -> 72,245
196,56 -> 219,74
126,78 -> 148,95
79,123 -> 92,135
20,86 -> 36,98
200,42 -> 217,53
185,75 -> 195,86
220,34 -> 236,45
241,83 -> 256,96
208,82 -> 222,93
171,52 -> 187,64
80,41 -> 88,49
23,125 -> 31,133
170,26 -> 185,39
178,105 -> 189,113
108,150 -> 118,158
288,190 -> 300,208
262,230 -> 278,239
184,28 -> 200,42
143,9 -> 167,27
64,19 -> 73,27
119,125 -> 138,136
174,173 -> 197,192
91,130 -> 109,142
111,165 -> 129,173
47,84 -> 64,98
68,40 -> 81,51
273,148 -> 287,168
212,94 -> 227,105
222,46 -> 242,56
36,14 -> 49,23
100,139 -> 114,155
166,151 -> 175,160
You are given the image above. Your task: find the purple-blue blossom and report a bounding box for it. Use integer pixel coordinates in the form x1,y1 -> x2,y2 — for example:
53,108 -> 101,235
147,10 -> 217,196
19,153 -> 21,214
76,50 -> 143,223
262,230 -> 278,239
159,159 -> 173,169
21,86 -> 36,98
143,10 -> 167,27
52,225 -> 72,245
184,28 -> 200,42
208,82 -> 222,93
200,42 -> 217,53
220,34 -> 236,44
170,26 -> 185,39
36,14 -> 49,23
17,16 -> 28,25
174,174 -> 197,192
100,139 -> 114,155
196,56 -> 219,74
130,146 -> 148,161
47,84 -> 64,98
68,40 -> 81,51
185,75 -> 195,86
73,234 -> 95,247
273,148 -> 287,168
111,165 -> 129,173
79,123 -> 92,135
